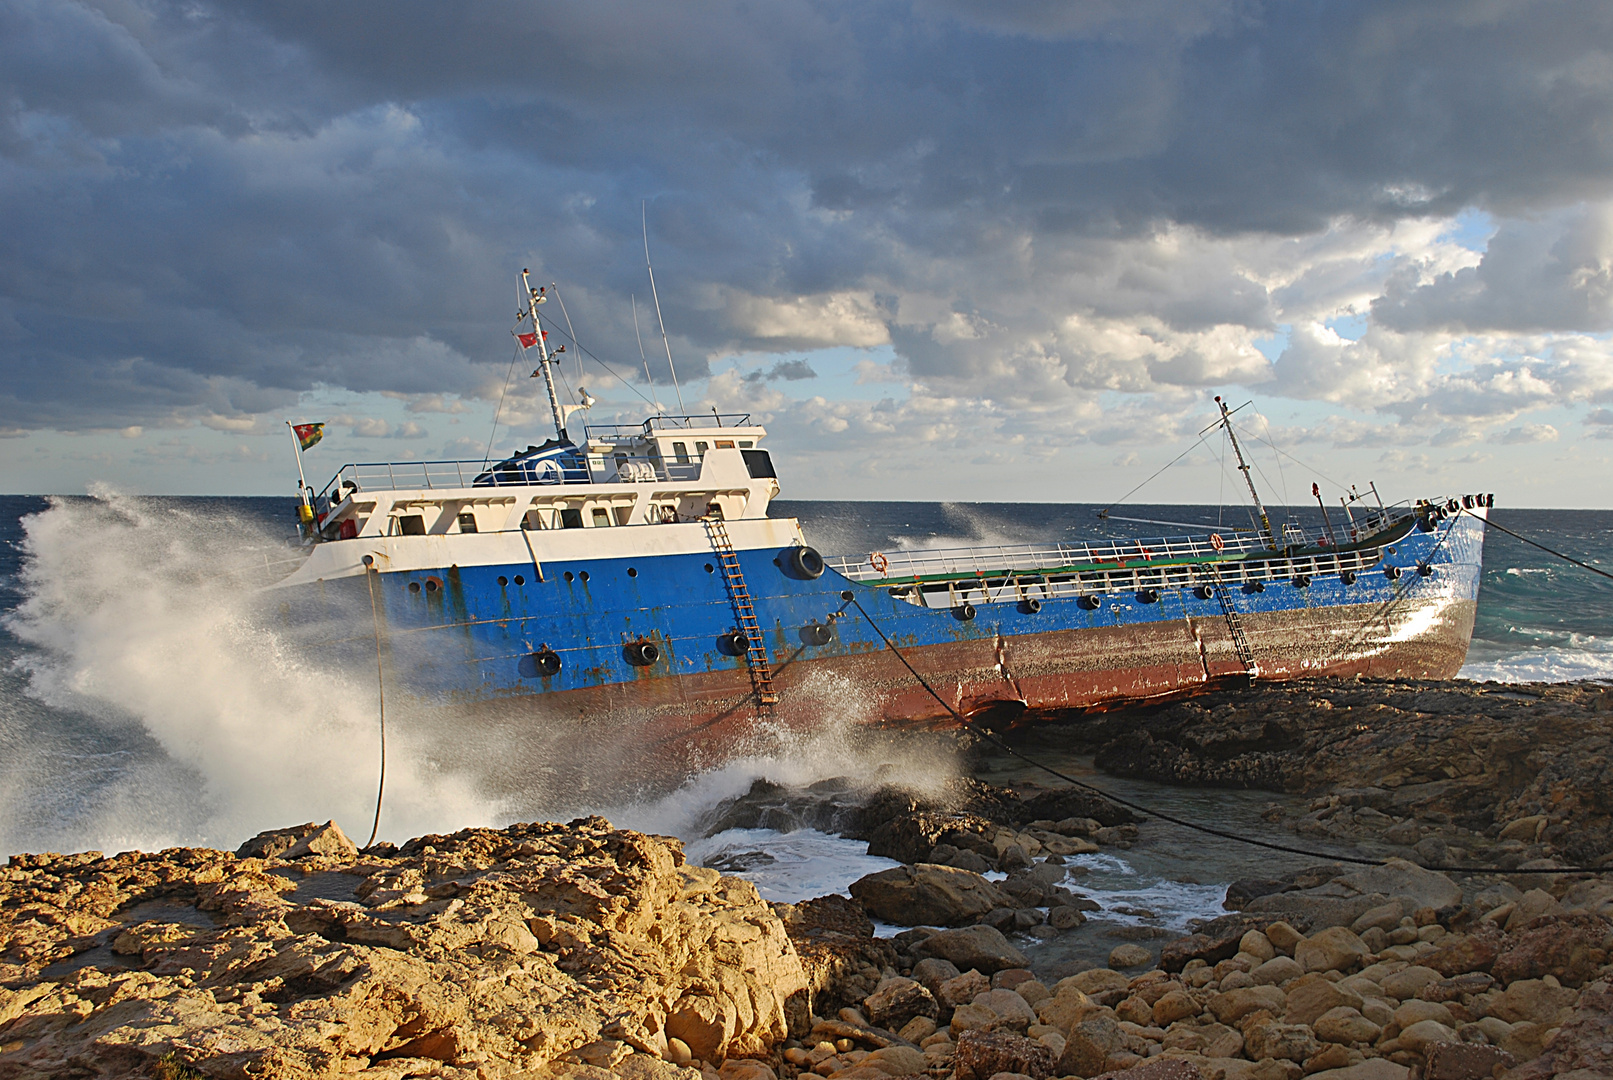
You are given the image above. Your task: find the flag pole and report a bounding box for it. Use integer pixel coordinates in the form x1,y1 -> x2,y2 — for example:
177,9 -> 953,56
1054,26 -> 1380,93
287,421 -> 314,535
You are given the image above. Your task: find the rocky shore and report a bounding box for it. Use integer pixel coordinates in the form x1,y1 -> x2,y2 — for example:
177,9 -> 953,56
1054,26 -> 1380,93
3,676 -> 1611,1080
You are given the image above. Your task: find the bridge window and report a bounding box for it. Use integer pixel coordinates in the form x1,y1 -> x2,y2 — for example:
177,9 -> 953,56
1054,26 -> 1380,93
457,512 -> 478,533
560,508 -> 584,529
695,441 -> 709,457
397,515 -> 426,536
672,442 -> 690,464
591,507 -> 611,527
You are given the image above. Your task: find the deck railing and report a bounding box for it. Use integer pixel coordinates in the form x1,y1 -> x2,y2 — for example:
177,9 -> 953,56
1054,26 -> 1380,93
826,532 -> 1273,583
314,453 -> 700,507
583,413 -> 754,438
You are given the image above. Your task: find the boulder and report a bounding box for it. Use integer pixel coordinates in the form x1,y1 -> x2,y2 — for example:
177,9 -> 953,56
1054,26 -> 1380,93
1109,944 -> 1153,970
859,1046 -> 926,1076
952,1028 -> 1058,1080
1240,930 -> 1277,961
1502,888 -> 1566,932
1283,978 -> 1364,1027
1087,1060 -> 1205,1080
1421,1042 -> 1515,1080
1208,985 -> 1286,1025
849,864 -> 1014,927
1305,1062 -> 1409,1080
1251,956 -> 1304,985
1419,928 -> 1500,977
1035,985 -> 1104,1032
939,970 -> 993,1009
1312,1006 -> 1380,1044
1349,902 -> 1405,936
1391,1000 -> 1453,1029
913,926 -> 1030,975
863,977 -> 938,1031
911,957 -> 961,999
1327,860 -> 1462,912
1062,969 -> 1131,997
1497,977 -> 1613,1080
1057,1015 -> 1125,1078
972,988 -> 1037,1031
1489,977 -> 1579,1025
1491,913 -> 1611,987
1243,1020 -> 1320,1063
1378,966 -> 1442,1001
1151,990 -> 1198,1026
1294,927 -> 1369,974
1392,1019 -> 1458,1054
1264,922 -> 1305,954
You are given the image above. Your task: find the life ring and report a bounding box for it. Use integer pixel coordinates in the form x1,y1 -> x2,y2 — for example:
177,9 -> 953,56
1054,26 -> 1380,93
869,552 -> 890,575
1210,533 -> 1225,552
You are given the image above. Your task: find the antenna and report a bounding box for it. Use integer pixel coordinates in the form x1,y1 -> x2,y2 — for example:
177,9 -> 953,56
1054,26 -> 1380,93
520,268 -> 568,441
643,201 -> 687,413
549,282 -> 583,386
1215,396 -> 1278,550
631,294 -> 661,413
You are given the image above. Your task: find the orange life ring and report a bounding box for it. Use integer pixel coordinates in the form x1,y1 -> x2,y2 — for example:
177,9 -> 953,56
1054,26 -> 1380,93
869,552 -> 890,575
1210,533 -> 1225,552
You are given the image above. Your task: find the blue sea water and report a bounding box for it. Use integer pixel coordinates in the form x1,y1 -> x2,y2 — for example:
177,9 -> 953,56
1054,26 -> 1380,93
0,493 -> 1609,914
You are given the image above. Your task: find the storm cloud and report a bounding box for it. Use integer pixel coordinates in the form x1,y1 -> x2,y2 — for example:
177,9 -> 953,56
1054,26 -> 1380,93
3,0 -> 1613,482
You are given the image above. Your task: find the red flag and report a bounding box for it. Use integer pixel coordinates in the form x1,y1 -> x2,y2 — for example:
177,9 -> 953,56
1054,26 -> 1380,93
516,330 -> 549,349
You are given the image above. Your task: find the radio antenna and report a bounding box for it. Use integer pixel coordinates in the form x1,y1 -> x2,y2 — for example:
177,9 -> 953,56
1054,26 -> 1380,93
631,294 -> 662,414
643,202 -> 687,413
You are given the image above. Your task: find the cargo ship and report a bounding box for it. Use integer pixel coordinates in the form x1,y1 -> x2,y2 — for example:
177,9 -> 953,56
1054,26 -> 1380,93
273,274 -> 1488,771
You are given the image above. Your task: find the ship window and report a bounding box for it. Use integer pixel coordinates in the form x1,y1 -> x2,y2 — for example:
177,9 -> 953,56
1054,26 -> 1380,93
523,509 -> 546,530
715,440 -> 735,449
672,441 -> 690,464
591,507 -> 611,527
579,570 -> 590,582
627,567 -> 638,577
514,575 -> 525,586
408,581 -> 421,594
398,515 -> 426,536
614,453 -> 628,475
560,508 -> 584,529
742,449 -> 776,479
614,505 -> 632,526
564,571 -> 574,582
695,441 -> 709,456
739,440 -> 753,448
706,501 -> 724,520
704,563 -> 714,573
457,512 -> 478,533
497,575 -> 508,587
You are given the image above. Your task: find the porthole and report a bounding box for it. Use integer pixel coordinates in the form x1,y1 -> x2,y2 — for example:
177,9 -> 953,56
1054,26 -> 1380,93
514,574 -> 525,586
627,567 -> 638,577
705,563 -> 715,574
408,581 -> 421,594
497,575 -> 509,587
579,570 -> 590,582
424,577 -> 441,593
564,571 -> 575,583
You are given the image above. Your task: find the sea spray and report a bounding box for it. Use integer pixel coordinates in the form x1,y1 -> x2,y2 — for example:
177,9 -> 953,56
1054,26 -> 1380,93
2,491 -> 494,853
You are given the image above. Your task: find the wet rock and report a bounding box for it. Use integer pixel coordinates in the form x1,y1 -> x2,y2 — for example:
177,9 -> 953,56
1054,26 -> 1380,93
848,864 -> 1014,927
911,957 -> 961,999
953,1028 -> 1058,1080
863,812 -> 1001,865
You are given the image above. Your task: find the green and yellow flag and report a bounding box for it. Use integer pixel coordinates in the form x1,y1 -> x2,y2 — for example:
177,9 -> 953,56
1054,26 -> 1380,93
292,423 -> 325,451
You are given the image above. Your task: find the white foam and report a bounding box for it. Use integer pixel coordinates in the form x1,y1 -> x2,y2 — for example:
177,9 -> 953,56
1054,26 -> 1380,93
684,827 -> 901,904
1461,630 -> 1613,683
2,491 -> 495,853
1060,852 -> 1228,933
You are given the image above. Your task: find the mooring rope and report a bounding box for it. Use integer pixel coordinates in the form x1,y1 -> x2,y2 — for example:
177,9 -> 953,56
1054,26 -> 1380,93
364,565 -> 388,850
839,591 -> 1611,875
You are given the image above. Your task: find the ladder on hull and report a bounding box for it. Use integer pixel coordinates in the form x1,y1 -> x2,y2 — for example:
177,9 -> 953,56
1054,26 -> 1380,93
1203,564 -> 1259,680
703,517 -> 779,711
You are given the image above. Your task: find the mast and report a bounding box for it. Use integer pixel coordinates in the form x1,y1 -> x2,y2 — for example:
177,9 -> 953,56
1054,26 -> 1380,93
521,268 -> 567,441
643,202 -> 687,413
1215,396 -> 1278,550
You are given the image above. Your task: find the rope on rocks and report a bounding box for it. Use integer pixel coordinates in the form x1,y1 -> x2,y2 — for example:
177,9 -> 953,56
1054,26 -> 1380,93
364,564 -> 388,850
840,592 -> 1612,876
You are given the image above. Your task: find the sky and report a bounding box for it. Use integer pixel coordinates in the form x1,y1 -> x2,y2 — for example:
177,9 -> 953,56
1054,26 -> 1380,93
3,1 -> 1613,507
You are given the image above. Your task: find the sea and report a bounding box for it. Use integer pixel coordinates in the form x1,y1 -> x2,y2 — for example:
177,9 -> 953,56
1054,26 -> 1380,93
2,492 -> 1609,966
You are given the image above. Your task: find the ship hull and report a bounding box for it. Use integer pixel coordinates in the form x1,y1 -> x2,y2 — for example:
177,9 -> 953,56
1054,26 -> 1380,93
284,502 -> 1487,786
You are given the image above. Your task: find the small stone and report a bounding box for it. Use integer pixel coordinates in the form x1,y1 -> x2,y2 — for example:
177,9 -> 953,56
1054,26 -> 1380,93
1392,1000 -> 1453,1029
1379,965 -> 1442,1001
1313,1006 -> 1381,1045
952,1028 -> 1057,1080
1243,1020 -> 1320,1063
1295,927 -> 1369,974
668,1039 -> 694,1066
1251,956 -> 1304,985
718,1061 -> 777,1080
1421,1042 -> 1516,1080
863,977 -> 938,1031
1240,930 -> 1277,962
1392,1019 -> 1458,1054
940,970 -> 993,1009
1151,990 -> 1198,1026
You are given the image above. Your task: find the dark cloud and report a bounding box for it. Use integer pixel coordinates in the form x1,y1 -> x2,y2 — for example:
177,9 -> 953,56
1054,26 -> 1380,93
3,0 -> 1613,432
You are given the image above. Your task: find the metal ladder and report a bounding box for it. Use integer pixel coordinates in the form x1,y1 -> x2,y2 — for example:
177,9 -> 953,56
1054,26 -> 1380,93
1204,564 -> 1259,679
703,517 -> 779,710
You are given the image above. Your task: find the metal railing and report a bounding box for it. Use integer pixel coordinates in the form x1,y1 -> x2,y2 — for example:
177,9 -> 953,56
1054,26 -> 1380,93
827,532 -> 1273,583
583,413 -> 755,439
860,545 -> 1392,610
314,453 -> 702,508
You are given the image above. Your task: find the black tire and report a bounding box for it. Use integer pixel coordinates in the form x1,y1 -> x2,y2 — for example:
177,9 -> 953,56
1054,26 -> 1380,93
1384,565 -> 1402,580
625,640 -> 660,666
789,546 -> 825,579
801,623 -> 832,646
1020,598 -> 1042,614
533,649 -> 562,676
718,630 -> 749,655
954,602 -> 976,621
1341,570 -> 1356,585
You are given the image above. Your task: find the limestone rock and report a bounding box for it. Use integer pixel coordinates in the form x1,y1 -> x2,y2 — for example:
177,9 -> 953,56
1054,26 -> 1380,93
1208,985 -> 1286,1025
1491,913 -> 1611,987
1109,944 -> 1153,970
284,819 -> 360,859
910,957 -> 960,998
1489,976 -> 1579,1025
952,1027 -> 1058,1080
1243,1020 -> 1320,1063
972,988 -> 1037,1031
848,864 -> 1013,927
1419,928 -> 1500,977
1283,978 -> 1364,1027
911,925 -> 1029,974
1304,1061 -> 1409,1080
939,970 -> 993,1008
1264,922 -> 1305,954
1499,977 -> 1613,1080
1390,1018 -> 1457,1054
1421,1042 -> 1515,1080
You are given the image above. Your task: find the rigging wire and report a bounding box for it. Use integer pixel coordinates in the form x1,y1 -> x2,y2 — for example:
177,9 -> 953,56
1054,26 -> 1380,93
549,282 -> 585,387
363,566 -> 387,850
540,316 -> 660,409
1098,434 -> 1215,516
483,343 -> 524,467
1478,512 -> 1613,582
